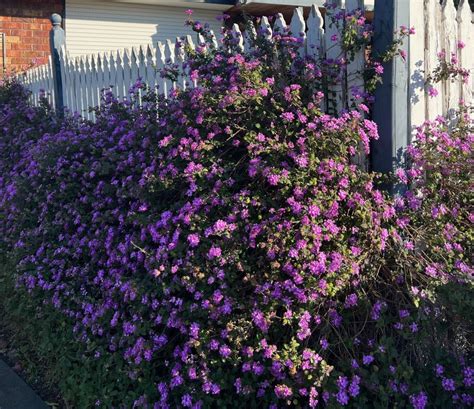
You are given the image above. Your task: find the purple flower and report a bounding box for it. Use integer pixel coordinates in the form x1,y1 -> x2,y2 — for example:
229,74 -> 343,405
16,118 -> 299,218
362,355 -> 374,365
336,390 -> 349,405
428,87 -> 438,98
252,309 -> 269,333
274,384 -> 293,399
442,378 -> 456,391
187,233 -> 200,247
182,394 -> 193,407
207,246 -> 222,259
281,112 -> 295,121
409,392 -> 428,409
344,293 -> 358,308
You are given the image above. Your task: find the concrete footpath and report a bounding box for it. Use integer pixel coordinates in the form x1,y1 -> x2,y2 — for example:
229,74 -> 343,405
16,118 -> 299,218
0,360 -> 48,409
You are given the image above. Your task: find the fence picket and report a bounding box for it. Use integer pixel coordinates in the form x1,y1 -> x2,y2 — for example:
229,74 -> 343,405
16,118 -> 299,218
96,52 -> 105,106
144,45 -> 156,93
273,13 -> 287,35
90,55 -> 99,118
164,39 -> 175,96
457,0 -> 474,105
174,39 -> 186,90
130,47 -> 140,89
76,57 -> 85,117
108,51 -> 117,99
290,7 -> 306,57
46,56 -> 55,107
407,0 -> 426,129
441,0 -> 460,118
208,30 -> 219,49
84,55 -> 93,120
346,0 -> 366,110
425,0 -> 444,120
101,51 -> 110,96
70,54 -> 77,113
306,5 -> 324,60
138,46 -> 147,82
116,49 -> 126,100
244,21 -> 257,51
123,48 -> 132,99
325,0 -> 345,114
259,16 -> 273,41
155,42 -> 166,96
231,23 -> 244,53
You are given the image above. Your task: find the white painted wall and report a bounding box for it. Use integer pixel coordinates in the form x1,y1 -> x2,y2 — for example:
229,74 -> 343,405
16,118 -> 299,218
65,0 -> 224,57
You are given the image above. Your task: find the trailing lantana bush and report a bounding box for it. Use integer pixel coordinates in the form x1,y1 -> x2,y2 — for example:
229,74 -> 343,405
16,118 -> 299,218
0,10 -> 473,409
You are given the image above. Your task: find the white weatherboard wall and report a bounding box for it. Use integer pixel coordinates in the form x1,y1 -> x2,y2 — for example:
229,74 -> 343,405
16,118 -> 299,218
65,0 -> 224,57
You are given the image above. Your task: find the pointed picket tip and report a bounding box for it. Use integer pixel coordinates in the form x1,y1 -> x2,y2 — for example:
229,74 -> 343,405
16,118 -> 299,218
244,20 -> 257,50
185,34 -> 195,51
108,50 -> 116,64
156,41 -> 166,64
441,0 -> 457,20
116,49 -> 124,66
130,47 -> 139,65
231,23 -> 244,51
247,20 -> 257,39
290,7 -> 306,38
78,56 -> 85,70
232,23 -> 243,38
457,0 -> 472,22
122,48 -> 131,65
196,32 -> 206,47
259,16 -> 273,40
84,55 -> 92,74
308,5 -> 324,30
175,37 -> 186,61
90,54 -> 98,70
208,29 -> 219,48
146,44 -> 154,59
165,38 -> 175,53
273,13 -> 287,34
164,39 -> 176,63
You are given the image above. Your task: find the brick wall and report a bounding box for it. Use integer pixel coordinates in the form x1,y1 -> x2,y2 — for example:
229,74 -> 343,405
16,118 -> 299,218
0,0 -> 64,74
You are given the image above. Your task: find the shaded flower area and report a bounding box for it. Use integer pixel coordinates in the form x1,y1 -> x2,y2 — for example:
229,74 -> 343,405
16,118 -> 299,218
0,13 -> 473,409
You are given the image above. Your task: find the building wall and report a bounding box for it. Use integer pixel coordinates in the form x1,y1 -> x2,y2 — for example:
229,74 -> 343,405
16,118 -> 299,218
65,0 -> 224,58
0,0 -> 64,74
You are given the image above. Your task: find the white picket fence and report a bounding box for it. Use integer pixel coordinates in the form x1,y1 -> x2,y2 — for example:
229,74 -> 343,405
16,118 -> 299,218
19,55 -> 56,108
17,2 -> 365,121
409,0 -> 474,126
16,0 -> 474,125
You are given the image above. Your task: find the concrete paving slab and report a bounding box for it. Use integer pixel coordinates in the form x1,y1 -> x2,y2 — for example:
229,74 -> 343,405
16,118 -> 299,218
0,360 -> 48,409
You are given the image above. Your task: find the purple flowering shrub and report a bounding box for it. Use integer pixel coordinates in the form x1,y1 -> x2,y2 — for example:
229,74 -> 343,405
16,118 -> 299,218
1,21 -> 473,409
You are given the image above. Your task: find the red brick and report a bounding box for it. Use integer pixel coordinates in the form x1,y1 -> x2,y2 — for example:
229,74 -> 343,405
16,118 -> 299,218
0,0 -> 63,73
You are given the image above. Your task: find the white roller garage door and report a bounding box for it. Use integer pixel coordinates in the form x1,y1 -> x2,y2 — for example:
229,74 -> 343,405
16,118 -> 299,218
65,0 -> 225,57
